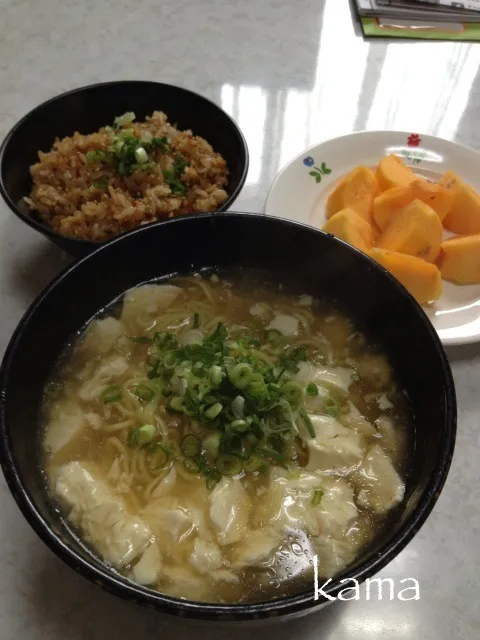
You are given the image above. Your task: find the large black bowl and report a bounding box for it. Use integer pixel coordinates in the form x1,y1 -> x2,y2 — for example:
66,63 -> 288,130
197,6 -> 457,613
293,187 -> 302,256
0,81 -> 248,257
0,213 -> 456,623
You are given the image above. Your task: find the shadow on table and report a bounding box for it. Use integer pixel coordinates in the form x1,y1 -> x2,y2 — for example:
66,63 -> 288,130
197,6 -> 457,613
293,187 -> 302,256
445,342 -> 480,363
3,228 -> 73,305
30,551 -> 344,640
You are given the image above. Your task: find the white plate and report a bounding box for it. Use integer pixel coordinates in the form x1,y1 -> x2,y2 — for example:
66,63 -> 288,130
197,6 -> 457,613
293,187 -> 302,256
265,131 -> 480,347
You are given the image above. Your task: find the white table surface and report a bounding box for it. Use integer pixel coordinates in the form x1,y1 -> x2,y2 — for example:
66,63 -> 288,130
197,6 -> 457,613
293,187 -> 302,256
0,0 -> 479,638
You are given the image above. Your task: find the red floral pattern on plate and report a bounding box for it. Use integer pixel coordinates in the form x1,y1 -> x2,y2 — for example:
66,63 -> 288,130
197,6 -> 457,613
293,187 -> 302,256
407,134 -> 421,147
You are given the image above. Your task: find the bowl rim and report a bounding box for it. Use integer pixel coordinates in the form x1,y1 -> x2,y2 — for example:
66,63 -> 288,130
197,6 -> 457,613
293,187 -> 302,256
0,80 -> 249,249
0,212 -> 457,621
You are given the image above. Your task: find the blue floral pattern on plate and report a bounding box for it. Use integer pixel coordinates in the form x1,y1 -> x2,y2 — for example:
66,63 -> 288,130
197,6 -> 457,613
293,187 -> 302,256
304,158 -> 332,184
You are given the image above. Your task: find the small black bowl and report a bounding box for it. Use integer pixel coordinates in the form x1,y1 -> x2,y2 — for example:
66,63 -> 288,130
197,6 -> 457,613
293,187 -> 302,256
0,213 -> 456,623
0,81 -> 249,257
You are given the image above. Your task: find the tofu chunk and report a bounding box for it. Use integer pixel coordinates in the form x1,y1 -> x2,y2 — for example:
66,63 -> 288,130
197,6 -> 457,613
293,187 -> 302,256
231,529 -> 281,567
189,539 -> 223,574
141,502 -> 194,544
353,445 -> 405,514
211,569 -> 239,584
44,407 -> 86,455
209,478 -> 251,545
293,362 -> 353,394
375,416 -> 400,456
266,314 -> 299,336
314,534 -> 357,578
339,402 -> 377,438
377,394 -> 393,411
253,468 -> 323,528
55,461 -> 152,567
151,467 -> 177,499
83,317 -> 124,354
161,566 -> 214,601
249,303 -> 270,318
131,543 -> 162,586
78,356 -> 129,401
121,284 -> 181,330
305,414 -> 365,473
305,479 -> 358,537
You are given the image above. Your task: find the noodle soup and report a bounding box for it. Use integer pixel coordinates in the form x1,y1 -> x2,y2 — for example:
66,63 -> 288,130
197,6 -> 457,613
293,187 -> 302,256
42,273 -> 409,603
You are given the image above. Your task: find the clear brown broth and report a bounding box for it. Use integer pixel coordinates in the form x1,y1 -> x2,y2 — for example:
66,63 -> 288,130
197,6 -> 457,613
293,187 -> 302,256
42,271 -> 410,603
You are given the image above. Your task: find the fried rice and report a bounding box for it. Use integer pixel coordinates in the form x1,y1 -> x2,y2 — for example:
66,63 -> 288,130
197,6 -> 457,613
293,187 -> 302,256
25,111 -> 229,241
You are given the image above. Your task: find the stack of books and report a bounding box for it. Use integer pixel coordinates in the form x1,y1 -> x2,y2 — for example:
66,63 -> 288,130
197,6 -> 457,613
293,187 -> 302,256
356,0 -> 480,40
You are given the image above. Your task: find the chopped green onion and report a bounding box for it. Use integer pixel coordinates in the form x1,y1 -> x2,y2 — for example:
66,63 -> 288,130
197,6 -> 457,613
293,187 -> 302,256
202,432 -> 221,460
131,384 -> 155,403
92,179 -> 108,189
210,365 -> 223,386
149,377 -> 164,393
245,432 -> 258,446
205,470 -> 221,490
256,445 -> 284,463
182,458 -> 200,474
269,421 -> 292,434
126,313 -> 343,477
193,313 -> 199,329
129,335 -> 152,344
169,396 -> 184,412
180,434 -> 201,458
140,130 -> 153,144
86,150 -> 107,163
147,359 -> 161,379
280,345 -> 307,373
206,322 -> 227,343
134,147 -> 149,164
281,381 -> 304,405
231,395 -> 245,419
163,155 -> 187,195
351,373 -> 361,383
230,419 -> 249,433
100,384 -> 122,404
300,409 -> 316,438
243,455 -> 268,473
204,402 -> 223,420
230,363 -> 253,390
312,488 -> 324,506
163,353 -> 177,370
127,428 -> 140,448
247,373 -> 266,397
324,397 -> 340,418
138,424 -> 156,446
119,128 -> 135,139
146,442 -> 169,468
114,111 -> 136,128
216,454 -> 242,476
222,431 -> 249,458
168,180 -> 187,196
149,136 -> 169,152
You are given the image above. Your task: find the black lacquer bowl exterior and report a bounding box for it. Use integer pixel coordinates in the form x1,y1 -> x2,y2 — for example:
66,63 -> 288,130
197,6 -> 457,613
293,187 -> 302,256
0,81 -> 249,257
0,213 -> 456,623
